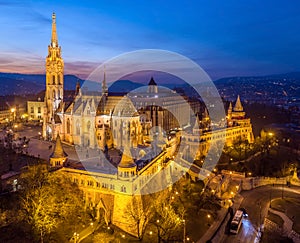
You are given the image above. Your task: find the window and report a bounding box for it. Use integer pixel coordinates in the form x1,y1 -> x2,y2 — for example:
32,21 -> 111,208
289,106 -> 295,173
37,107 -> 41,113
52,75 -> 55,84
58,75 -> 61,85
87,121 -> 91,130
30,107 -> 34,113
121,185 -> 126,192
67,118 -> 70,134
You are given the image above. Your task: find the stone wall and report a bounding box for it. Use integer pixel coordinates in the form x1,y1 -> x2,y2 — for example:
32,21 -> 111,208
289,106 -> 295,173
241,176 -> 288,190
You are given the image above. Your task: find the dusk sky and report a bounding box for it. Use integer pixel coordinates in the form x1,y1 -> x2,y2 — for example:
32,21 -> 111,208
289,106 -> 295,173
0,0 -> 300,80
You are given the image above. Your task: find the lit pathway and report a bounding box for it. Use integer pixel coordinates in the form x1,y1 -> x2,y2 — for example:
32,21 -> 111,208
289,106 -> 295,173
70,221 -> 99,243
268,208 -> 293,234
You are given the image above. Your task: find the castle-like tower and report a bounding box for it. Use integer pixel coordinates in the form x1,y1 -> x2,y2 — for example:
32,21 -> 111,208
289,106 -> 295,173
43,13 -> 64,140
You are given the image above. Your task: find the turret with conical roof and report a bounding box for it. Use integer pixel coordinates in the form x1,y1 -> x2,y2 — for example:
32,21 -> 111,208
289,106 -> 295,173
233,95 -> 243,112
147,77 -> 158,93
118,143 -> 136,168
231,95 -> 245,119
49,134 -> 68,167
118,137 -> 137,180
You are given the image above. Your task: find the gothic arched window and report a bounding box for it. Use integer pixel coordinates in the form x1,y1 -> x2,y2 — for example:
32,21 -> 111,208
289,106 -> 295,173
67,118 -> 70,134
58,75 -> 61,85
52,75 -> 55,84
87,121 -> 91,130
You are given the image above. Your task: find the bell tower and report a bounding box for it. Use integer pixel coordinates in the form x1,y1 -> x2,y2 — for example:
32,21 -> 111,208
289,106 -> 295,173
43,13 -> 64,140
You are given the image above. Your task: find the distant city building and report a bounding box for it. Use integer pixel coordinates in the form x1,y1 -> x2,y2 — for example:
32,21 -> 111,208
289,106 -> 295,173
27,98 -> 44,121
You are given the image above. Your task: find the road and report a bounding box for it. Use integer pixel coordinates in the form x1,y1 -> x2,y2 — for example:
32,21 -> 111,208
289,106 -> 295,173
220,185 -> 300,243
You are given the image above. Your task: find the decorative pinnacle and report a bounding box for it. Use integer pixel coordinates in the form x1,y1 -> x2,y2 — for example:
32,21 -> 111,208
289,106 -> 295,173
51,12 -> 58,47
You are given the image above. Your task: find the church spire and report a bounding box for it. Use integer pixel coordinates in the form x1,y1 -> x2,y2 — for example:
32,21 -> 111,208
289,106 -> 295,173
102,66 -> 108,96
234,95 -> 243,112
148,77 -> 158,93
51,13 -> 58,48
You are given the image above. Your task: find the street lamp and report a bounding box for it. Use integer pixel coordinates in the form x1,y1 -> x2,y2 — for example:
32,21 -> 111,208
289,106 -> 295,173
182,219 -> 186,243
11,108 -> 16,124
73,232 -> 79,243
90,222 -> 94,233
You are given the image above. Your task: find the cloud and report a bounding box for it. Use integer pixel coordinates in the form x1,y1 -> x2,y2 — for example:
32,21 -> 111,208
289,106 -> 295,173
64,61 -> 99,79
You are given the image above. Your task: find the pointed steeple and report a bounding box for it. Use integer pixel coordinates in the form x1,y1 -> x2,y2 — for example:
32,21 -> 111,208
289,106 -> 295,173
148,77 -> 158,93
50,134 -> 68,158
193,115 -> 202,134
118,142 -> 136,168
202,107 -> 209,122
102,66 -> 108,96
51,13 -> 58,48
234,95 -> 243,112
228,102 -> 232,112
75,81 -> 80,96
148,77 -> 157,86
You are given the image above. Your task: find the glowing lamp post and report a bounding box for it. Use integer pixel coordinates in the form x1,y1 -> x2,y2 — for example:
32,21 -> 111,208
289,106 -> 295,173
73,232 -> 79,243
183,219 -> 186,243
11,108 -> 16,123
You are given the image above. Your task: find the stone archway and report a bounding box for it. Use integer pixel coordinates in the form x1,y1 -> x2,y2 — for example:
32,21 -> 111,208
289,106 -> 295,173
96,198 -> 110,226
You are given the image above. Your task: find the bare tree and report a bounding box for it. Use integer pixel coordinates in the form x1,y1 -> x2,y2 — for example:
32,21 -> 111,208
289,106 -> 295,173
126,195 -> 152,241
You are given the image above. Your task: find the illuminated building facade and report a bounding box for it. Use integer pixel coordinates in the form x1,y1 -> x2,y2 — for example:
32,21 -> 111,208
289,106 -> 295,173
27,99 -> 44,121
40,13 -> 254,236
43,13 -> 64,140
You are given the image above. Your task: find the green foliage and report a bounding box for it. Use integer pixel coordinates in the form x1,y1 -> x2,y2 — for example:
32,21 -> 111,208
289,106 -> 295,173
18,165 -> 85,242
93,232 -> 115,243
152,199 -> 184,242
